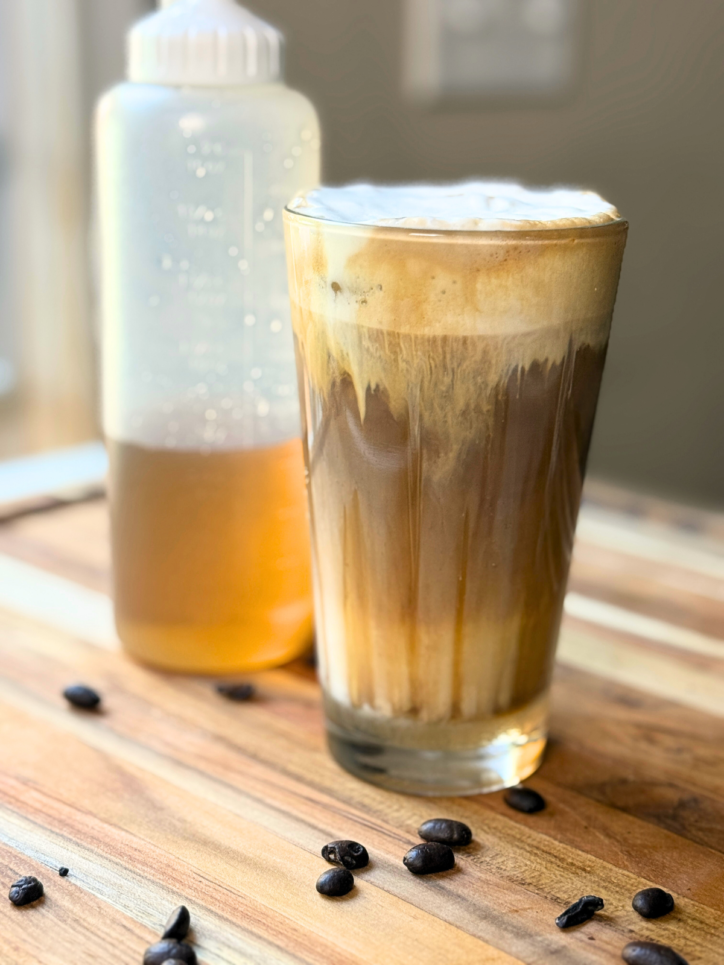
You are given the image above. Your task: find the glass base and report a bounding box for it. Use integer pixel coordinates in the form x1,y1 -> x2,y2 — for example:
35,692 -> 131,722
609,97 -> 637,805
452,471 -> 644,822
325,699 -> 547,796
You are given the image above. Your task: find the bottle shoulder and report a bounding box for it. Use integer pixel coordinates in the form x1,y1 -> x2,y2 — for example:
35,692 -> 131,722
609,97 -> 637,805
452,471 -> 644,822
96,82 -> 319,139
97,81 -> 316,111
278,86 -> 320,125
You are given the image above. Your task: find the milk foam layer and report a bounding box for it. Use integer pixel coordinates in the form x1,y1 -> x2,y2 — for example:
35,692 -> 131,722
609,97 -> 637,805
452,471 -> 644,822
288,180 -> 621,230
284,193 -> 627,426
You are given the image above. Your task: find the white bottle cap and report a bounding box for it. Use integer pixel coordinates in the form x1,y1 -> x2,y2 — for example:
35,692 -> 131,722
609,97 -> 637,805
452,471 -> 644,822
128,0 -> 284,86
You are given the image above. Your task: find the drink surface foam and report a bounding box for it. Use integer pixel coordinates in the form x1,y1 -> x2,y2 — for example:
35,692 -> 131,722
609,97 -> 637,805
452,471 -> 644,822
284,179 -> 627,431
287,180 -> 620,230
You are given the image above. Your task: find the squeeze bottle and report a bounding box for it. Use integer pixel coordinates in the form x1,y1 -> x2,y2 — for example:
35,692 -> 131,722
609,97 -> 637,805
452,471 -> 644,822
96,0 -> 320,672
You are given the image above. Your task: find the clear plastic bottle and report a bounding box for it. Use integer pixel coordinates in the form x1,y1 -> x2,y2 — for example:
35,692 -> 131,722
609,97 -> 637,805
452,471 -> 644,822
95,0 -> 320,673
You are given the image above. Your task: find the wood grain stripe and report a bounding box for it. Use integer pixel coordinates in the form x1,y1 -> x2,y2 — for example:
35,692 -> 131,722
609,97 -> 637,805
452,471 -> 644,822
0,552 -> 116,649
577,508 -> 724,581
564,592 -> 724,658
557,620 -> 724,718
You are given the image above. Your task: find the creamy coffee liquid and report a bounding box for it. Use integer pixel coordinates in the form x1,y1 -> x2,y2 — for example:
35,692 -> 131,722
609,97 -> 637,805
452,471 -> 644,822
285,182 -> 626,754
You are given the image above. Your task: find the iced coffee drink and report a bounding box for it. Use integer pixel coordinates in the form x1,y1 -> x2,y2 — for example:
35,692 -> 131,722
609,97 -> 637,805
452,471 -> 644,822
284,182 -> 627,794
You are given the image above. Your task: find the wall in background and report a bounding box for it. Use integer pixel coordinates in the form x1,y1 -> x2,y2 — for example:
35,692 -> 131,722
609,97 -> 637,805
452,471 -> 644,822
0,0 -> 94,452
0,0 -> 152,457
251,0 -> 724,508
78,0 -> 153,119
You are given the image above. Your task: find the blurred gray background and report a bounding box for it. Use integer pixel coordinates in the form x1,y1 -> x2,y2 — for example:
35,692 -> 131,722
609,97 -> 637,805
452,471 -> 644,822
1,0 -> 722,508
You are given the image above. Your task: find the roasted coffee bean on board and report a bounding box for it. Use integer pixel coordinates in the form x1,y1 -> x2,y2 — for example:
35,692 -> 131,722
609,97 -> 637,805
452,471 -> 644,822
418,818 -> 472,847
162,904 -> 191,941
58,867 -> 69,877
8,876 -> 44,906
143,940 -> 197,965
316,868 -> 355,897
63,684 -> 101,709
632,887 -> 675,919
321,840 -> 369,870
403,842 -> 455,875
622,940 -> 689,965
216,682 -> 255,702
504,786 -> 546,813
555,895 -> 604,928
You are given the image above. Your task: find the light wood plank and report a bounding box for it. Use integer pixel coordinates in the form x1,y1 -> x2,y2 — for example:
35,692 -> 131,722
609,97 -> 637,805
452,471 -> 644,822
558,619 -> 724,718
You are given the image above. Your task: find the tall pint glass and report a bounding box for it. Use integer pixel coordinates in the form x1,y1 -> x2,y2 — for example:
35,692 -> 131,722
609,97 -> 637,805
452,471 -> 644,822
284,182 -> 627,794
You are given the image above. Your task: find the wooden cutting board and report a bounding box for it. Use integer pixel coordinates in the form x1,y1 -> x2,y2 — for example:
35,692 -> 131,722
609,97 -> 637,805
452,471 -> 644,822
0,482 -> 722,965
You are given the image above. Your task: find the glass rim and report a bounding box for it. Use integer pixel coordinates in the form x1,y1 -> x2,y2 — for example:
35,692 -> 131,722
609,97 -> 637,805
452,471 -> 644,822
283,204 -> 628,239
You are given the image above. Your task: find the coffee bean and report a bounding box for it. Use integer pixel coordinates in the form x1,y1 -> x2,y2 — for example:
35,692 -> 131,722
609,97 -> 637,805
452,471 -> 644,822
504,786 -> 546,813
321,840 -> 369,870
162,904 -> 190,940
418,818 -> 472,847
63,684 -> 101,709
555,895 -> 604,928
8,876 -> 44,907
403,842 -> 455,875
632,887 -> 675,919
316,868 -> 355,897
143,940 -> 197,965
622,940 -> 689,965
216,682 -> 255,702
58,867 -> 69,877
